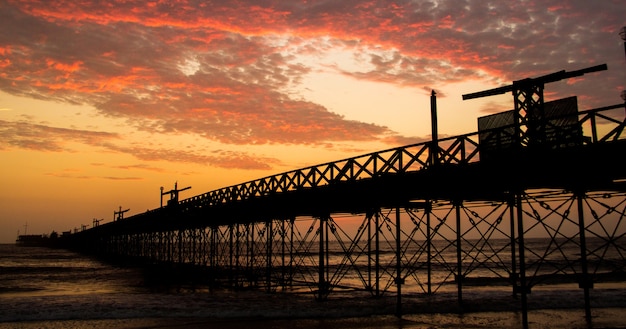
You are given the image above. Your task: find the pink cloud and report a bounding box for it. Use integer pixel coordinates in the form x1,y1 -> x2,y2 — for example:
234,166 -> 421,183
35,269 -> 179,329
0,0 -> 623,152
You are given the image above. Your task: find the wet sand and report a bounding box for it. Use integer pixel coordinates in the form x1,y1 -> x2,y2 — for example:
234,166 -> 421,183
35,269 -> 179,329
2,308 -> 626,329
1,288 -> 625,329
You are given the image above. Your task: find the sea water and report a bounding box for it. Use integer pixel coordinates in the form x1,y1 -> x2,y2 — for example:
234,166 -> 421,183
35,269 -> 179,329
1,244 -> 625,328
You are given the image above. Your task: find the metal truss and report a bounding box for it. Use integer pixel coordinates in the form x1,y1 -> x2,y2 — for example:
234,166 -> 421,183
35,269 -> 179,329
170,103 -> 625,214
86,189 -> 625,305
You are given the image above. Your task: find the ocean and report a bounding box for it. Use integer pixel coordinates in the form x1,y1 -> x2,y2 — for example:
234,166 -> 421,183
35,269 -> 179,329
1,243 -> 625,328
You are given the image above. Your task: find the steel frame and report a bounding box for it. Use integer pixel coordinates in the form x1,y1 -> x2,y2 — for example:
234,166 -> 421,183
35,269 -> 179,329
86,190 -> 625,302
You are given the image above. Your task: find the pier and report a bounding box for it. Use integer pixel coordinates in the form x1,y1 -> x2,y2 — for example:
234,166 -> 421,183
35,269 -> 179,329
59,66 -> 626,327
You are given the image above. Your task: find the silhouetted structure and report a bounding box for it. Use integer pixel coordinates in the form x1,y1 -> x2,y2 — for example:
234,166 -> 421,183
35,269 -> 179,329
59,65 -> 626,328
114,206 -> 129,221
161,182 -> 191,207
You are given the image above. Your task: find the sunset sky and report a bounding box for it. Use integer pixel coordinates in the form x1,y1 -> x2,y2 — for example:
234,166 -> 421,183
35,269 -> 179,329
1,0 -> 624,243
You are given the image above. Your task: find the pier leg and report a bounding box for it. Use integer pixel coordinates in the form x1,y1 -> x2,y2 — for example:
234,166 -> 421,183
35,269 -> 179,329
210,227 -> 216,268
516,194 -> 529,329
509,196 -> 518,297
178,229 -> 183,264
375,211 -> 380,297
426,201 -> 432,295
455,200 -> 463,306
192,228 -> 197,265
325,217 -> 330,292
281,219 -> 286,290
243,223 -> 249,286
267,220 -> 273,292
229,225 -> 234,286
395,207 -> 403,317
318,216 -> 328,300
235,224 -> 240,287
250,223 -> 255,286
577,191 -> 592,321
210,227 -> 217,287
290,217 -> 295,289
167,231 -> 173,263
367,212 -> 372,292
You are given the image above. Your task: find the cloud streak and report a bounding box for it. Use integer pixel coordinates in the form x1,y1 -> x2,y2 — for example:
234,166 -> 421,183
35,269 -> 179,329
0,119 -> 118,152
0,120 -> 277,169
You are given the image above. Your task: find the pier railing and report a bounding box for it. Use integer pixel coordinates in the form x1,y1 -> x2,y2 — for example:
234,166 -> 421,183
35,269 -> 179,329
176,103 -> 625,212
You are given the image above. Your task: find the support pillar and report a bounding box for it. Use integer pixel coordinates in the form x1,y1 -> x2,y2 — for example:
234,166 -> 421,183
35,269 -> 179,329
516,193 -> 529,329
248,223 -> 251,286
178,229 -> 183,264
395,207 -> 403,317
375,211 -> 381,297
367,212 -> 372,292
281,219 -> 286,289
229,225 -> 234,286
266,220 -> 273,292
455,200 -> 463,305
318,216 -> 328,300
426,201 -> 432,295
509,195 -> 518,296
235,224 -> 240,287
290,217 -> 295,289
577,191 -> 592,321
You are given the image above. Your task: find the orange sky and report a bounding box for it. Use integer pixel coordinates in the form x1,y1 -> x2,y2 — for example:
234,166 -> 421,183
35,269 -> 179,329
1,0 -> 625,243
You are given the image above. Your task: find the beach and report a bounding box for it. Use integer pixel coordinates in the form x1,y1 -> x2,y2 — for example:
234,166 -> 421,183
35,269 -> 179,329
1,245 -> 625,328
2,309 -> 626,329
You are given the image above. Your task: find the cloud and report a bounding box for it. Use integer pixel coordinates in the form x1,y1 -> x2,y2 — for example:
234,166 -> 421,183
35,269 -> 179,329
0,0 -> 623,151
111,164 -> 166,173
44,171 -> 143,181
0,119 -> 118,151
0,119 -> 278,169
478,101 -> 510,115
104,143 -> 278,170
